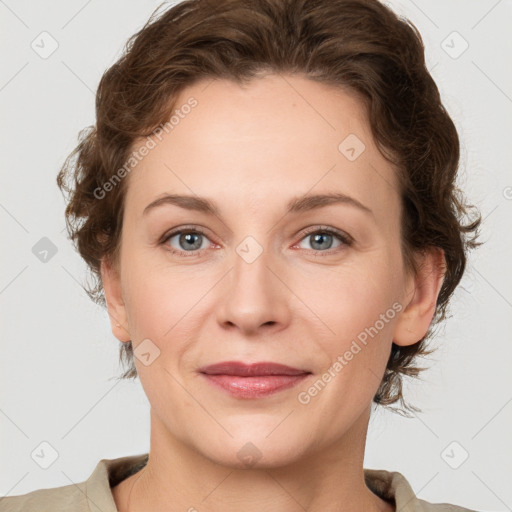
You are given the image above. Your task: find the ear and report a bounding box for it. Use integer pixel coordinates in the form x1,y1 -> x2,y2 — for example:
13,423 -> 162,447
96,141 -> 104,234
393,247 -> 446,347
100,257 -> 131,343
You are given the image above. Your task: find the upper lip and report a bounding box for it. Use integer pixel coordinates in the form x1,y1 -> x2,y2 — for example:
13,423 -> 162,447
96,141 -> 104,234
198,361 -> 310,377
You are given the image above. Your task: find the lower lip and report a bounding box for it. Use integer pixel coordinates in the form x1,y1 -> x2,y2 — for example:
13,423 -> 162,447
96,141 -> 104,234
201,373 -> 310,399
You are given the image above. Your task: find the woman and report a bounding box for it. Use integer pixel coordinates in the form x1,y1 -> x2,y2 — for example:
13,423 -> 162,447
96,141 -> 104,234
1,0 -> 482,510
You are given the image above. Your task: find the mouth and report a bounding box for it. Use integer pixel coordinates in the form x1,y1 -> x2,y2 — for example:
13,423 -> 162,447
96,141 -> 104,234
198,361 -> 312,399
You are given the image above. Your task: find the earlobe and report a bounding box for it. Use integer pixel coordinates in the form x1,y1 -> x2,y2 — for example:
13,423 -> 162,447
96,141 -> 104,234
100,257 -> 131,343
393,247 -> 446,347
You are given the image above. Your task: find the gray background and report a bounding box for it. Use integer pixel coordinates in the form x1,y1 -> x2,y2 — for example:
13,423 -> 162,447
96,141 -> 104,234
1,0 -> 511,510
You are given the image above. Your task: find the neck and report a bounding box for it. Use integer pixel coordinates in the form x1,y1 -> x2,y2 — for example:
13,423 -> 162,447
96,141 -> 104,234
113,406 -> 393,512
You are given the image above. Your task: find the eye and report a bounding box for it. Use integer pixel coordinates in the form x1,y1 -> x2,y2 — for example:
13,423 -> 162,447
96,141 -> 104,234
295,227 -> 353,254
161,227 -> 212,256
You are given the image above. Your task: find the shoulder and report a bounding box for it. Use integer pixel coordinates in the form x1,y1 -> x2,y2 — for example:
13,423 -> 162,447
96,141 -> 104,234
0,453 -> 148,512
364,468 -> 479,512
0,482 -> 88,512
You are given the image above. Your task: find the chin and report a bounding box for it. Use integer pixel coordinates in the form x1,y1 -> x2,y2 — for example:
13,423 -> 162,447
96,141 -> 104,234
193,427 -> 311,470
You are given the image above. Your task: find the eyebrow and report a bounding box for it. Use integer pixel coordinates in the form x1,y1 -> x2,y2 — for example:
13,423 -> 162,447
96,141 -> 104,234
142,192 -> 374,219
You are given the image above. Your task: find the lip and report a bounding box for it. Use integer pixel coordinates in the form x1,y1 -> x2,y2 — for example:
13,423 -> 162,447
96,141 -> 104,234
198,361 -> 311,399
198,361 -> 309,376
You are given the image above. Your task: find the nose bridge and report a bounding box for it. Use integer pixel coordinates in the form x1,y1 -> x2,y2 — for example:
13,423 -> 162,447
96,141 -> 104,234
233,234 -> 272,291
217,233 -> 290,332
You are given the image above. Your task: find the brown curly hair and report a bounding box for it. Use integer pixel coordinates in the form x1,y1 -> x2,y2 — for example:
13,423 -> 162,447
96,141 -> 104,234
56,0 -> 482,415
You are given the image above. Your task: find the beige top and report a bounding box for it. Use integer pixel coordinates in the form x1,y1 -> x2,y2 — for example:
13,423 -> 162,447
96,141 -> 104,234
0,453 -> 477,511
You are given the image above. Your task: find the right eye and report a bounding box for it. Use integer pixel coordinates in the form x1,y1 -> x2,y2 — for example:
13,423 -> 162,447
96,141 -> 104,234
161,227 -> 213,257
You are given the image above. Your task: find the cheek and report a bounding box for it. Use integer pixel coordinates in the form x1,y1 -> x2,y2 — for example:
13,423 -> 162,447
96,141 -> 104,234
119,247 -> 179,344
304,254 -> 401,362
121,250 -> 215,366
313,258 -> 399,322
301,266 -> 400,413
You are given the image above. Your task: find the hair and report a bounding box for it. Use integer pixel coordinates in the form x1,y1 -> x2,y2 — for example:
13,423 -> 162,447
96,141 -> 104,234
57,0 -> 482,416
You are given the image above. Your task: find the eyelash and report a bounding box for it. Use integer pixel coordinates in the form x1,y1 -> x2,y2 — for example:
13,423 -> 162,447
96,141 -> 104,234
160,225 -> 353,258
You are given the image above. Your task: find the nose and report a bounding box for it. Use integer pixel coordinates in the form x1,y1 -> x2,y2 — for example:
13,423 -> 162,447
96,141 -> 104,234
216,241 -> 292,335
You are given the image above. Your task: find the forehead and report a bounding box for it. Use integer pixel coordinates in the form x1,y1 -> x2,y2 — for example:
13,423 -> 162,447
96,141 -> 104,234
125,74 -> 399,221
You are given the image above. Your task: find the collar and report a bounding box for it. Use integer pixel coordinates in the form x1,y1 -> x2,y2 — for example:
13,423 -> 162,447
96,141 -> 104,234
84,453 -> 436,512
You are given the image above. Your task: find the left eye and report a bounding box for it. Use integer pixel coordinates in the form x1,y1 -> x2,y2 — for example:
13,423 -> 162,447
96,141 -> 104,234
296,230 -> 348,252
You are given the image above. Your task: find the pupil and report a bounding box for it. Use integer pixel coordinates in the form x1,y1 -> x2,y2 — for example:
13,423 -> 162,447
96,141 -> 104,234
311,233 -> 332,250
181,233 -> 201,250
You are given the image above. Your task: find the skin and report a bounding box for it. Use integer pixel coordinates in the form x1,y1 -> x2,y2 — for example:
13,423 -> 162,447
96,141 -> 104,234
102,73 -> 445,512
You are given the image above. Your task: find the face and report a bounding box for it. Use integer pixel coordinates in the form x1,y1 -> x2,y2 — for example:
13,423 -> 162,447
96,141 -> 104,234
102,73 -> 438,468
